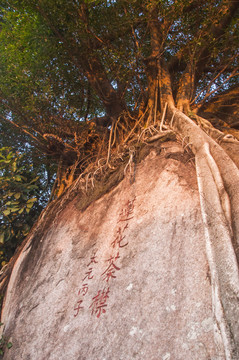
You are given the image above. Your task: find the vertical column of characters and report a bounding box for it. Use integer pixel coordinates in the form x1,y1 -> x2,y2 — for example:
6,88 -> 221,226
90,196 -> 136,318
73,250 -> 98,317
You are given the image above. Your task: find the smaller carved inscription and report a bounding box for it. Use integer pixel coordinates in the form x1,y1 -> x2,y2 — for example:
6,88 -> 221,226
73,250 -> 98,317
78,283 -> 89,296
74,300 -> 84,317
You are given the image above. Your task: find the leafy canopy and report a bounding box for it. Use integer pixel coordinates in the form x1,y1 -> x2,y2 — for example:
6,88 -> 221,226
0,0 -> 237,133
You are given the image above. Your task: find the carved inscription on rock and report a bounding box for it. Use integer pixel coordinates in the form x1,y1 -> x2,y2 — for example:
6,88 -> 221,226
73,197 -> 136,318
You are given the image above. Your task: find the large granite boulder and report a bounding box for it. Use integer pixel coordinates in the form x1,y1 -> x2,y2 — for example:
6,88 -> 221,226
1,144 -> 227,359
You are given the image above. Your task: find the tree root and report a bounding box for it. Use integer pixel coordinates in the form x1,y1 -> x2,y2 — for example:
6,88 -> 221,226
196,144 -> 239,359
171,106 -> 239,359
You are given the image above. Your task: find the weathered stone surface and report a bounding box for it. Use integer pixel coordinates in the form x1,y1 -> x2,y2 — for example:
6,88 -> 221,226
1,145 -> 222,359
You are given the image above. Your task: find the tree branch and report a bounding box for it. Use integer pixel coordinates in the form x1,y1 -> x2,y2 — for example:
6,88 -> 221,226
0,114 -> 44,148
36,1 -> 126,120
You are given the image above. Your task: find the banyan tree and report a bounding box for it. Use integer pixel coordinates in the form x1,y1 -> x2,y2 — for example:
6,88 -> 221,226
0,1 -> 239,359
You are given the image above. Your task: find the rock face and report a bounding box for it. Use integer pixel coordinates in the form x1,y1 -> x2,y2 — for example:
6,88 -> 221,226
1,144 -> 223,359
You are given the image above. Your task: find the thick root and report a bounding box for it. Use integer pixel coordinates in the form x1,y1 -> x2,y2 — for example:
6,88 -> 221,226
170,106 -> 239,359
196,144 -> 239,359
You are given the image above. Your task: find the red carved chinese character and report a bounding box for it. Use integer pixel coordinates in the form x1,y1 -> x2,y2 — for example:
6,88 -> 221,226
74,300 -> 83,317
78,283 -> 89,296
111,225 -> 128,248
101,253 -> 120,282
90,287 -> 110,318
87,253 -> 98,267
118,197 -> 136,222
82,267 -> 94,281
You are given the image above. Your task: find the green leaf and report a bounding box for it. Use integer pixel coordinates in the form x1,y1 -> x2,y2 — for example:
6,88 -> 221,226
3,209 -> 11,216
26,202 -> 34,209
29,176 -> 39,183
10,201 -> 19,206
12,161 -> 17,172
27,197 -> 37,203
10,207 -> 20,212
14,175 -> 22,182
7,342 -> 12,349
25,183 -> 38,190
14,193 -> 21,199
0,234 -> 4,244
